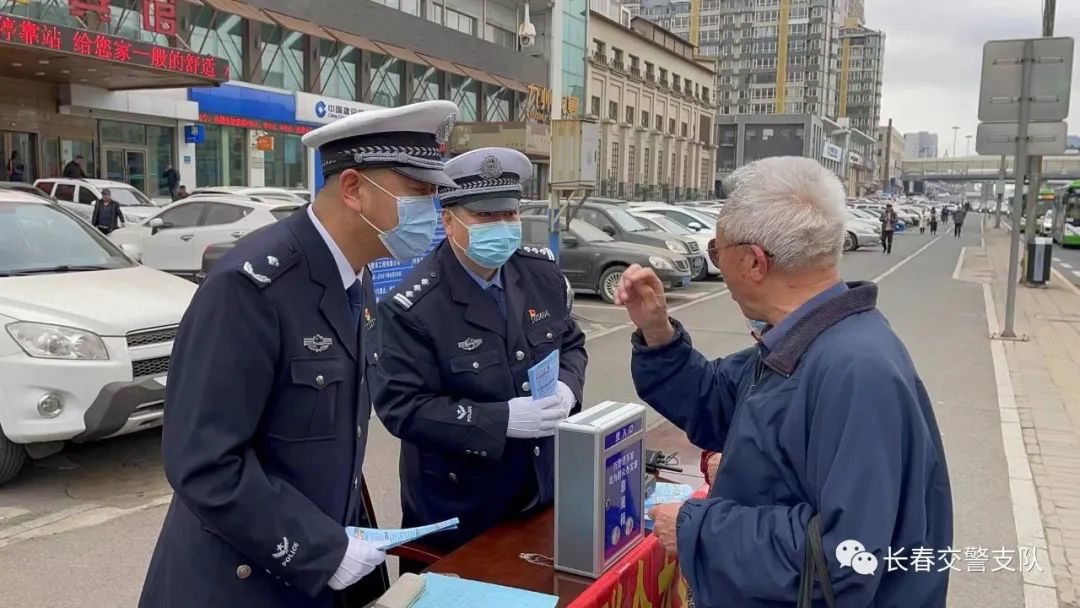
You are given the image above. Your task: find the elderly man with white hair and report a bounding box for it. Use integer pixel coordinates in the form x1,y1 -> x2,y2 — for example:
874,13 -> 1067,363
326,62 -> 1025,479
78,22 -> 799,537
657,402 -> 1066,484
619,157 -> 953,607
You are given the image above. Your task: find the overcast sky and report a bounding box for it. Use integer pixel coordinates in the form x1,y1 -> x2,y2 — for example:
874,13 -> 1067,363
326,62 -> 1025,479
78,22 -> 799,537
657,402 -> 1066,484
866,0 -> 1079,157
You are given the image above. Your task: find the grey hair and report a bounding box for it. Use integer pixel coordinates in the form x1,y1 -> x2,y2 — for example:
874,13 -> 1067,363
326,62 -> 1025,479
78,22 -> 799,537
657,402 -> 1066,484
716,156 -> 846,271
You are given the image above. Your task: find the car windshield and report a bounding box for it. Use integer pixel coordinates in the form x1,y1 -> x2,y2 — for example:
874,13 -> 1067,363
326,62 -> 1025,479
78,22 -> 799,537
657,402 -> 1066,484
638,214 -> 691,234
603,206 -> 649,232
571,220 -> 614,242
0,200 -> 134,275
109,187 -> 154,207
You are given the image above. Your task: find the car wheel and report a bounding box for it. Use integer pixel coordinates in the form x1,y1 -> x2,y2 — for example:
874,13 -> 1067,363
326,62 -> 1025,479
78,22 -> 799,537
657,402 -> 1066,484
843,231 -> 857,252
0,428 -> 28,486
599,265 -> 627,304
694,261 -> 708,281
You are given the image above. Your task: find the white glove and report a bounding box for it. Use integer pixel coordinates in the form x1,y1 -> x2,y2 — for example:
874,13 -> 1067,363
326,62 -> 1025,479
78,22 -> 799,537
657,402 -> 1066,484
507,394 -> 567,438
555,381 -> 577,412
328,533 -> 386,591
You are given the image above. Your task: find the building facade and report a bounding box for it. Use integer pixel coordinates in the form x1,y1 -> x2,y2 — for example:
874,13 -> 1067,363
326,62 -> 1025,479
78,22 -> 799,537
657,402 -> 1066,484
875,123 -> 904,193
904,131 -> 939,159
587,7 -> 715,201
0,0 -> 550,197
837,19 -> 883,136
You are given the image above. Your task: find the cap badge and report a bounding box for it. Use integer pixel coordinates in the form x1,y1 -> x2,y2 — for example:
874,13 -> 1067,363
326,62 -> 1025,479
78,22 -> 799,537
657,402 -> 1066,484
479,154 -> 503,179
436,112 -> 457,145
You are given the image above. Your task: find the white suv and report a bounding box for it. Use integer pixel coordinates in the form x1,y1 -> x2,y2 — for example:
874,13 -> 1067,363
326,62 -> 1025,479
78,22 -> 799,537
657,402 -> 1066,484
33,178 -> 162,224
0,190 -> 195,484
109,195 -> 300,280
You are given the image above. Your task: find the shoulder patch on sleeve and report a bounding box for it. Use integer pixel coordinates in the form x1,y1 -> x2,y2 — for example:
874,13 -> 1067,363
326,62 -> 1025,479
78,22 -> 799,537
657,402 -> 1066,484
237,243 -> 300,289
517,246 -> 556,262
389,272 -> 440,310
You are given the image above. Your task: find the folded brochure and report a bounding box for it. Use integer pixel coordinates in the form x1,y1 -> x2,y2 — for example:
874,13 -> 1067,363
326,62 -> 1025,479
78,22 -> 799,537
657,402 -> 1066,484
350,517 -> 460,551
527,350 -> 559,400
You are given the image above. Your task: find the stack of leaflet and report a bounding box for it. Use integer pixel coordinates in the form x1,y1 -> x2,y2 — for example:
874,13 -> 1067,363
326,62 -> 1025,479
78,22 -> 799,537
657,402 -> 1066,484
350,518 -> 460,551
643,482 -> 694,531
411,574 -> 558,608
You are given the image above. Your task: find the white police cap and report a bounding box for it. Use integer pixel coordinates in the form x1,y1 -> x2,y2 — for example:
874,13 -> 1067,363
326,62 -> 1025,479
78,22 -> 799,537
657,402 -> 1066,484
438,147 -> 533,212
301,100 -> 458,187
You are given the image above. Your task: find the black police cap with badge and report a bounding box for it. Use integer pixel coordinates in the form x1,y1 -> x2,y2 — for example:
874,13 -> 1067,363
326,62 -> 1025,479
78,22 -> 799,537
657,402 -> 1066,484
301,100 -> 459,187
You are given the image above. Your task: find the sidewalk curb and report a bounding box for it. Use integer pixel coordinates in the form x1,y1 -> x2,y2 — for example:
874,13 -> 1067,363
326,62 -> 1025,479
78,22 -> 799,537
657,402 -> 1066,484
980,224 -> 1063,608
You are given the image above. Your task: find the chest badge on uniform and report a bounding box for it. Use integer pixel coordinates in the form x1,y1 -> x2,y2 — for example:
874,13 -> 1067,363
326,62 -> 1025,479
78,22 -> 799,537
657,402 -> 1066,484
528,309 -> 551,323
303,334 -> 334,353
363,308 -> 375,331
457,337 -> 483,351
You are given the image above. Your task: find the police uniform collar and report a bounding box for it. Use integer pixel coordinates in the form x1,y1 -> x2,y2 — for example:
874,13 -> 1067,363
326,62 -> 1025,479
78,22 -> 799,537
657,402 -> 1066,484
306,205 -> 363,290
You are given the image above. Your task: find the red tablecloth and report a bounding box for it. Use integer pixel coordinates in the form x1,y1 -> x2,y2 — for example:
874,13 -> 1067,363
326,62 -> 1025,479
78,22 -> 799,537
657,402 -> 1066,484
567,534 -> 689,608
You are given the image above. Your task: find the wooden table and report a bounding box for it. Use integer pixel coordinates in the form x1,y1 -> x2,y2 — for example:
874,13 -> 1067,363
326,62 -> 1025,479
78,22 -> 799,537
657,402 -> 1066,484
425,508 -> 592,607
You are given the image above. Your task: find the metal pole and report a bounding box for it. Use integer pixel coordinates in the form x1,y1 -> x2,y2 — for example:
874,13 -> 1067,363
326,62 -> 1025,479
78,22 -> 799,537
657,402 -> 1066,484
883,118 -> 893,194
1044,0 -> 1056,37
548,188 -> 561,261
994,155 -> 1006,228
1002,40 -> 1034,338
952,126 -> 959,157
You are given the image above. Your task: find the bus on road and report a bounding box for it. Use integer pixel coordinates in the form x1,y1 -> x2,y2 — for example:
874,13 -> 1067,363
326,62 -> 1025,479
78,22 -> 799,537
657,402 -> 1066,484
1053,180 -> 1080,248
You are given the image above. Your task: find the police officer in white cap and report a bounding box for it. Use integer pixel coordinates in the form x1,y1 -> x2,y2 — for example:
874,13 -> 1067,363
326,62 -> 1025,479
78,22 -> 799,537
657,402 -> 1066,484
140,101 -> 458,608
371,147 -> 588,569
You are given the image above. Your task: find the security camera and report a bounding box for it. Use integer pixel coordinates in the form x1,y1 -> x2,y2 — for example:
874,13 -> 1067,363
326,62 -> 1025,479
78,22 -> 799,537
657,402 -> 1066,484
518,22 -> 536,48
518,4 -> 536,48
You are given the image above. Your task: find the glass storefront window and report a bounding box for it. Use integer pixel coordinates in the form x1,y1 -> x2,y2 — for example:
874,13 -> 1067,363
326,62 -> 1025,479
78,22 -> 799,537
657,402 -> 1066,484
99,121 -> 173,196
197,125 -> 246,188
147,126 -> 175,197
484,86 -> 511,122
189,11 -> 245,79
319,41 -> 358,101
108,0 -> 170,45
368,54 -> 403,108
264,133 -> 306,188
411,64 -> 439,103
450,75 -> 479,122
260,25 -> 305,91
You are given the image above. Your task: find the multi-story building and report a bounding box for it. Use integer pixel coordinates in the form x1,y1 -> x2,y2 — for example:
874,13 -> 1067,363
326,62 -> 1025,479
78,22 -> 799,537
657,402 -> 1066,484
587,3 -> 715,201
0,0 -> 549,196
904,131 -> 939,159
838,19 -> 883,136
629,0 -> 850,120
875,123 -> 904,193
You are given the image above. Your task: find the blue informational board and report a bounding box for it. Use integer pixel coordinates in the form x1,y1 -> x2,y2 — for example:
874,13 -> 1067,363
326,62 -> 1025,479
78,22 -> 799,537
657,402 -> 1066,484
602,437 -> 643,565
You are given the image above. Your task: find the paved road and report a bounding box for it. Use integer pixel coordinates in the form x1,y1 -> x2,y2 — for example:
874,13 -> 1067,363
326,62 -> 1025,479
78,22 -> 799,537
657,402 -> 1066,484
1052,245 -> 1080,289
0,230 -> 1026,607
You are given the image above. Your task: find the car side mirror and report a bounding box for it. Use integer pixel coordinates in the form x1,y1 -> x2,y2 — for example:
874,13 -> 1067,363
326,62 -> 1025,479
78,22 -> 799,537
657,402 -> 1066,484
688,222 -> 704,231
562,234 -> 579,247
148,217 -> 169,235
120,243 -> 141,262
601,226 -> 616,236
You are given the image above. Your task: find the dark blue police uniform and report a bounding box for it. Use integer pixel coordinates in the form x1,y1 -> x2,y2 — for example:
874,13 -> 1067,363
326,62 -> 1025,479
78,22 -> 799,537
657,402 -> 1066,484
139,209 -> 386,608
372,239 -> 588,551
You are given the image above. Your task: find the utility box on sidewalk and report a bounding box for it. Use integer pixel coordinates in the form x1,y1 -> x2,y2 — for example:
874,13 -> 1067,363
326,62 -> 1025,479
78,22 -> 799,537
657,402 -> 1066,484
1025,236 -> 1053,284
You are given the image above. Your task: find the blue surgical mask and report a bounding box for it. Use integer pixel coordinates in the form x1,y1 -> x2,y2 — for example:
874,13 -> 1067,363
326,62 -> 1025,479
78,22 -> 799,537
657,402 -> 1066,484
452,213 -> 522,269
746,318 -> 768,335
361,176 -> 437,261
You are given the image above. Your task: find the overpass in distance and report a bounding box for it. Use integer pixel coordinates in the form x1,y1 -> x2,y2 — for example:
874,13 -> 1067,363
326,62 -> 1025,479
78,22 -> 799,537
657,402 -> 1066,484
901,155 -> 1080,183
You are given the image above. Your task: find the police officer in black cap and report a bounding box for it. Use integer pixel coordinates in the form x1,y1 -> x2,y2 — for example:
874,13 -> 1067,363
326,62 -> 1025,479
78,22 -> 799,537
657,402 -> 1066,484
372,147 -> 588,566
139,100 -> 459,608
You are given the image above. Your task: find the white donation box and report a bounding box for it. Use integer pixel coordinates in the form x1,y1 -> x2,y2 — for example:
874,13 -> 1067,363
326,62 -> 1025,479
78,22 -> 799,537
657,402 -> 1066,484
554,401 -> 647,578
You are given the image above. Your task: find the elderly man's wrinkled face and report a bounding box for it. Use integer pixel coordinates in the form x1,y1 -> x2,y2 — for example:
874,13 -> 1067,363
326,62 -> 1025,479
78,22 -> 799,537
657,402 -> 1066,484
710,227 -> 772,319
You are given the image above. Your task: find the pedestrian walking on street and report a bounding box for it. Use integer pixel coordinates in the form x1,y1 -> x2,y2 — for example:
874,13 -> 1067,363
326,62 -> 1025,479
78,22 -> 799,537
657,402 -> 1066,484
919,208 -> 927,234
6,151 -> 25,182
138,101 -> 459,608
953,206 -> 967,238
90,189 -> 124,235
627,156 -> 953,608
929,208 -> 939,235
63,155 -> 88,179
880,203 -> 898,255
163,163 -> 181,201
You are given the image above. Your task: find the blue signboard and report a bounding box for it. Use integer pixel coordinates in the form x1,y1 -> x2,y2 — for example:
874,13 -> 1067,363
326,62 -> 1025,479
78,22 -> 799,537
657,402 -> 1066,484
184,124 -> 205,143
603,445 -> 643,564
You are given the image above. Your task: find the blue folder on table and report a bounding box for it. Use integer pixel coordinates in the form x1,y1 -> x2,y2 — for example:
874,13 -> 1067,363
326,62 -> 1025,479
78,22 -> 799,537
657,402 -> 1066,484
412,573 -> 558,608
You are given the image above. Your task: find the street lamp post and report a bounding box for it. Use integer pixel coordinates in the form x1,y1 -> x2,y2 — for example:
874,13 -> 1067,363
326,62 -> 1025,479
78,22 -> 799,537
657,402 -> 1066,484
951,126 -> 960,157
965,134 -> 972,157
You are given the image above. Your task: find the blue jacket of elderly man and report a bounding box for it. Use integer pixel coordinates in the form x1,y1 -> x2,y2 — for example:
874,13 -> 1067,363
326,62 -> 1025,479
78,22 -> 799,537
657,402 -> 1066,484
631,281 -> 953,608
